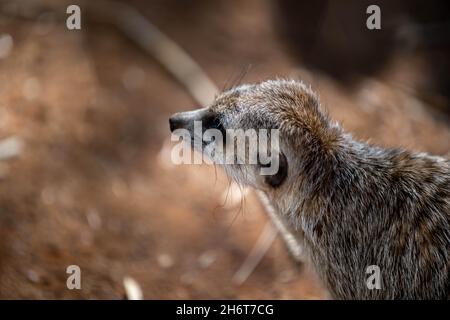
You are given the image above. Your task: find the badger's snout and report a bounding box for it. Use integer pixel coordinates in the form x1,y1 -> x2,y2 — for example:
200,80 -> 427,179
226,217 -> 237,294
169,108 -> 224,135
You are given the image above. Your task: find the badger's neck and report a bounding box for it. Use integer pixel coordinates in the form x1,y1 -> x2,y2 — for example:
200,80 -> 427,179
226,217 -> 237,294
276,129 -> 379,218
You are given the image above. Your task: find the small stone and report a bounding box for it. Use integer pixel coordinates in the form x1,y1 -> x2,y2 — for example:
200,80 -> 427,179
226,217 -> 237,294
123,276 -> 143,300
157,253 -> 174,268
0,136 -> 23,160
26,269 -> 40,283
198,250 -> 217,269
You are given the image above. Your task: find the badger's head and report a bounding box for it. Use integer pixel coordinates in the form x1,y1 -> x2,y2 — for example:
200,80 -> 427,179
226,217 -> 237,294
169,79 -> 340,195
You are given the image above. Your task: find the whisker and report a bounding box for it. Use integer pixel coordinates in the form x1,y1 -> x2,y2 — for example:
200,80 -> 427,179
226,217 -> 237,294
231,64 -> 252,90
223,64 -> 253,92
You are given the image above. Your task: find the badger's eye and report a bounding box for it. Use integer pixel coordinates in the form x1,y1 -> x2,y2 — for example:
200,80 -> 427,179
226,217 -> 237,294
201,113 -> 226,146
210,116 -> 225,134
201,112 -> 224,133
262,152 -> 288,188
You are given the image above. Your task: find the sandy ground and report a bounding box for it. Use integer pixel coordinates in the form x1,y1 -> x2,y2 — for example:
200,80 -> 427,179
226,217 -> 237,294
0,0 -> 449,299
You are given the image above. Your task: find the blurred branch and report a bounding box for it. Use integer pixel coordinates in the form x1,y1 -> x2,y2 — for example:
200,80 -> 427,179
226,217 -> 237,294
232,222 -> 278,286
89,0 -> 218,106
1,0 -> 218,106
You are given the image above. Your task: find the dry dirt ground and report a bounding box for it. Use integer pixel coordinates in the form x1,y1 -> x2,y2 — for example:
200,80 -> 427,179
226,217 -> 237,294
0,0 -> 449,299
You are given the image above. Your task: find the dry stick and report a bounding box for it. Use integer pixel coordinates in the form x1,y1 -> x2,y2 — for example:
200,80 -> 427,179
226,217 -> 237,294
232,221 -> 278,285
0,0 -> 217,106
89,0 -> 217,107
2,0 -> 278,285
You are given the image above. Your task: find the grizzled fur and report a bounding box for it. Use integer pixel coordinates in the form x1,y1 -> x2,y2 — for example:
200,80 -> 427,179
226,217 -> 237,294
172,79 -> 450,299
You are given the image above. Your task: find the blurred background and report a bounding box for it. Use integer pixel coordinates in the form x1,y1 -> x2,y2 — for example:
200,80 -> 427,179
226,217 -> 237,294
0,0 -> 449,299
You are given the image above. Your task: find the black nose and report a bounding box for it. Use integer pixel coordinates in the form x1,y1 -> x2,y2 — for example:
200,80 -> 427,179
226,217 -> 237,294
169,115 -> 182,132
169,111 -> 194,132
169,108 -> 214,133
169,108 -> 225,138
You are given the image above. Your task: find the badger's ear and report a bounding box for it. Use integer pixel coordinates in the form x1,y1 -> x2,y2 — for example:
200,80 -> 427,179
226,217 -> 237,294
262,152 -> 288,188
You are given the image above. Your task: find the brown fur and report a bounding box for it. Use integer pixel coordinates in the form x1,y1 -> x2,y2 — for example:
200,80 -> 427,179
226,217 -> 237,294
170,79 -> 450,299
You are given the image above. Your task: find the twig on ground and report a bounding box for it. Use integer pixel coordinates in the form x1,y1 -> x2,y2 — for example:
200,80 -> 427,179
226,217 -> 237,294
232,222 -> 278,285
